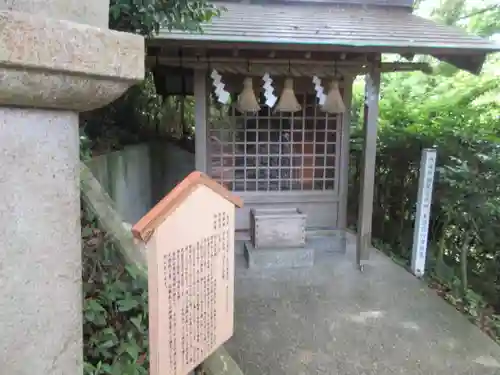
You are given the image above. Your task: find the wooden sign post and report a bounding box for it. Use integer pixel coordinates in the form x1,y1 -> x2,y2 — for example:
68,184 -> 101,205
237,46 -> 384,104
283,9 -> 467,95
411,148 -> 437,278
132,172 -> 243,375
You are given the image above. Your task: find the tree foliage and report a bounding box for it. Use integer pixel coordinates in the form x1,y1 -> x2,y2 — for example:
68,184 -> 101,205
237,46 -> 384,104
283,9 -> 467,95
83,209 -> 149,375
348,0 -> 500,338
429,0 -> 500,36
350,69 -> 500,337
109,0 -> 221,36
349,36 -> 500,340
467,4 -> 500,37
80,0 -> 221,153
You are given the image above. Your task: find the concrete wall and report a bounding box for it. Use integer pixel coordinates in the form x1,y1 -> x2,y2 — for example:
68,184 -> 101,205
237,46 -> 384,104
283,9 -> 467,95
87,141 -> 195,224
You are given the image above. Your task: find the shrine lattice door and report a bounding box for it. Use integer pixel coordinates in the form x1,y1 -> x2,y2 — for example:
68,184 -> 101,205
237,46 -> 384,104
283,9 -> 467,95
209,93 -> 342,230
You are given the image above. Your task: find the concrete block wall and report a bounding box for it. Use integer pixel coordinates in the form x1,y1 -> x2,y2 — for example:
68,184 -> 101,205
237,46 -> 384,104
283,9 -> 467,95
88,141 -> 195,224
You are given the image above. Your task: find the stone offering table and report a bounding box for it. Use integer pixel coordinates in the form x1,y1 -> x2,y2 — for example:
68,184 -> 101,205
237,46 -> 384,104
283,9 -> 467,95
245,208 -> 314,269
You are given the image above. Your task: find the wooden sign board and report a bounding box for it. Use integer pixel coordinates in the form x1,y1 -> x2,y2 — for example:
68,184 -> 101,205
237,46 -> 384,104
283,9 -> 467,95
132,172 -> 243,375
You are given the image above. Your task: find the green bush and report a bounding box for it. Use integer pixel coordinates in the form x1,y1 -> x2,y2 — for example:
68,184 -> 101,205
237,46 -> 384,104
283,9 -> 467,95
82,209 -> 149,375
349,67 -> 500,338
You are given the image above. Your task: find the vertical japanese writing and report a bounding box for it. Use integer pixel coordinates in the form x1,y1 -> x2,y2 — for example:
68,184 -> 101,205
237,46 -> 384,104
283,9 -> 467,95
162,210 -> 231,375
412,149 -> 437,277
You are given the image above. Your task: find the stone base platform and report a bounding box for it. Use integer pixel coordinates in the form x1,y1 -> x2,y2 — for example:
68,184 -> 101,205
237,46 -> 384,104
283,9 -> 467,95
244,241 -> 314,269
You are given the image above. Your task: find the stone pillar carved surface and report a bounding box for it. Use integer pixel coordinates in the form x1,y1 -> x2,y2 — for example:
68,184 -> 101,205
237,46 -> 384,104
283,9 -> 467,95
0,1 -> 144,374
0,2 -> 144,110
1,0 -> 110,27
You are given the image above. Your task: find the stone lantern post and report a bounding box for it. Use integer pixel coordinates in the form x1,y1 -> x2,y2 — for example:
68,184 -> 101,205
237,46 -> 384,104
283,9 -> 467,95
0,1 -> 144,373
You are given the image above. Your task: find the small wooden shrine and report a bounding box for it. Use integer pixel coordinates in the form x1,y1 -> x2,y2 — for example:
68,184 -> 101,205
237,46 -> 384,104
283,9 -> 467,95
132,172 -> 243,375
147,0 -> 500,265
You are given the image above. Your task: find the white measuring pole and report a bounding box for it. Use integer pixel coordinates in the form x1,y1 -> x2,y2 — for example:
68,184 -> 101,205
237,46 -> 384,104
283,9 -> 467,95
411,148 -> 437,278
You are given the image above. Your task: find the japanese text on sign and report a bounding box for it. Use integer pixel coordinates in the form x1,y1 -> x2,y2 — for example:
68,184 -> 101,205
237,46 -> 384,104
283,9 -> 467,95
162,212 -> 231,375
411,149 -> 437,277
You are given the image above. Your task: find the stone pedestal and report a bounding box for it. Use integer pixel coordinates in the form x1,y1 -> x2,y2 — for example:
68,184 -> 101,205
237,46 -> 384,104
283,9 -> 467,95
244,242 -> 315,269
0,2 -> 144,374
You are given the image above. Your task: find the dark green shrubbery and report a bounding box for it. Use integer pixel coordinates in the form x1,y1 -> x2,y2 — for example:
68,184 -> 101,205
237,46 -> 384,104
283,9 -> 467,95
82,209 -> 149,375
349,64 -> 500,340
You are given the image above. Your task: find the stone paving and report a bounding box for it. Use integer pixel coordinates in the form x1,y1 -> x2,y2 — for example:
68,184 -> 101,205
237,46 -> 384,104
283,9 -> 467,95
225,234 -> 500,375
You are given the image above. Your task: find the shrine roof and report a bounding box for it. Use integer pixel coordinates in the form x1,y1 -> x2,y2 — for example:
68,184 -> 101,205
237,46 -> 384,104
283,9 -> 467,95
132,171 -> 243,242
154,2 -> 500,74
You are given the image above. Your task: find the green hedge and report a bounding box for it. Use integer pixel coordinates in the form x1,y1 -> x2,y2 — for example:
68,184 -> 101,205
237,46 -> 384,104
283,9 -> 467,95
348,69 -> 500,329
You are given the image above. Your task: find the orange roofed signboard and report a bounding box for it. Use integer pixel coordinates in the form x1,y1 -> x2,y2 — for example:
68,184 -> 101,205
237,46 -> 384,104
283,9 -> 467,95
132,172 -> 243,375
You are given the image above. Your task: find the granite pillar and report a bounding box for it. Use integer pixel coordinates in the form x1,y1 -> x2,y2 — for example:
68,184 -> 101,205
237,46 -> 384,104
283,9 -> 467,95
0,1 -> 144,374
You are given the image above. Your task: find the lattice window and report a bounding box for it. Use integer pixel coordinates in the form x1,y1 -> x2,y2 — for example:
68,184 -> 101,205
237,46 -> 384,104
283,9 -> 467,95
209,93 -> 340,192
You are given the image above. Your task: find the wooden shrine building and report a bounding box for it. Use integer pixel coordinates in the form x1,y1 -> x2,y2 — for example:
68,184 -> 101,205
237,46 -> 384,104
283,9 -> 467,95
147,0 -> 500,266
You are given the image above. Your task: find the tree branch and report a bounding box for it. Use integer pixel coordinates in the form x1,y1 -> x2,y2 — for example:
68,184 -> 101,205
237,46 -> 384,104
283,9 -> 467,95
458,4 -> 499,20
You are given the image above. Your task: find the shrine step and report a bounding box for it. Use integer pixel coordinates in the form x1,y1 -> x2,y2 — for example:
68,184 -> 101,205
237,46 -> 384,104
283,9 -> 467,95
244,241 -> 314,269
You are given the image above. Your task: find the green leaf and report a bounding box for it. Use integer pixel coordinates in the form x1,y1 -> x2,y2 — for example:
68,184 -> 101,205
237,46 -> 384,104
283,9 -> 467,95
130,315 -> 143,331
126,342 -> 140,361
86,299 -> 106,313
117,298 -> 139,312
110,5 -> 121,21
100,339 -> 116,350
